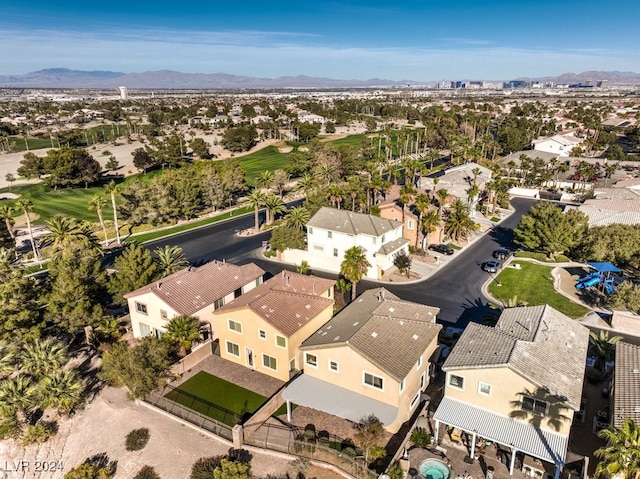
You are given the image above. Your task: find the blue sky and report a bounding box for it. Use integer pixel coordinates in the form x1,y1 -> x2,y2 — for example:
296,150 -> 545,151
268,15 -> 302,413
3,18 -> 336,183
1,0 -> 639,81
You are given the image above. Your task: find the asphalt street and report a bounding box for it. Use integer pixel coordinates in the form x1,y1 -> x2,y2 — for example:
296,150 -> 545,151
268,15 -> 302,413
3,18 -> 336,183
144,197 -> 536,328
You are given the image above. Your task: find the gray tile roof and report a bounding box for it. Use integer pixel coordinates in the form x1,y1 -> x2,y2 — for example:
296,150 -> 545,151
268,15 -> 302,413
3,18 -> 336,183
443,305 -> 589,410
307,207 -> 402,237
215,271 -> 335,337
301,288 -> 441,381
613,341 -> 640,428
376,237 -> 409,255
124,260 -> 265,316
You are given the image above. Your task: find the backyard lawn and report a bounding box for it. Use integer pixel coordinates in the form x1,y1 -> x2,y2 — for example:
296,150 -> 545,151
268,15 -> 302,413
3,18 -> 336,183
488,261 -> 590,319
164,371 -> 285,426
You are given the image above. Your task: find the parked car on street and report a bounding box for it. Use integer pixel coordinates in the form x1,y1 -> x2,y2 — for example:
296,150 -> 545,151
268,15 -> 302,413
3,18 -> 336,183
428,244 -> 454,255
482,260 -> 502,273
492,248 -> 512,260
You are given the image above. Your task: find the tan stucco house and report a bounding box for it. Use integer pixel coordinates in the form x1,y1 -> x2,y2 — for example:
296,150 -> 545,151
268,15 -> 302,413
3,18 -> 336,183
212,271 -> 336,382
284,287 -> 441,433
433,305 -> 589,479
124,260 -> 265,339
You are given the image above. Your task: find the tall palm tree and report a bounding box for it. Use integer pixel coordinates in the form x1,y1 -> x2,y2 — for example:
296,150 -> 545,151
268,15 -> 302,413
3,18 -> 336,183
245,189 -> 266,233
444,199 -> 479,242
39,369 -> 83,415
19,337 -> 68,378
255,170 -> 275,191
285,206 -> 310,230
0,375 -> 38,426
421,209 -> 441,249
104,180 -> 121,244
16,198 -> 39,261
43,215 -> 100,257
88,194 -> 109,245
264,194 -> 286,225
0,204 -> 15,240
164,315 -> 201,357
154,245 -> 189,277
596,418 -> 640,479
296,173 -> 317,195
589,330 -> 622,366
340,246 -> 371,301
435,188 -> 449,216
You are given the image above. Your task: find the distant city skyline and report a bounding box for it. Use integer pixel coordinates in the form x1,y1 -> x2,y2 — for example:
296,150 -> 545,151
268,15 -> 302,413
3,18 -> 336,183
2,0 -> 639,81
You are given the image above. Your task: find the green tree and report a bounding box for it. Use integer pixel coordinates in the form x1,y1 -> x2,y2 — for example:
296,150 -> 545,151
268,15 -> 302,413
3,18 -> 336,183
590,330 -> 622,365
393,250 -> 412,277
105,156 -> 120,171
269,225 -> 306,252
340,246 -> 371,301
609,281 -> 640,314
212,458 -> 250,479
16,198 -> 39,261
255,170 -> 275,191
272,169 -> 290,198
104,180 -> 121,244
221,125 -> 258,152
63,462 -> 114,479
444,199 -> 479,242
595,418 -> 640,479
421,209 -> 440,249
574,224 -> 640,270
0,375 -> 37,427
353,415 -> 386,465
163,315 -> 200,357
264,194 -> 286,225
296,122 -> 321,142
99,336 -> 173,399
132,148 -> 156,173
244,189 -> 266,233
0,259 -> 42,340
0,204 -> 15,241
514,201 -> 588,260
284,206 -> 310,230
17,152 -> 45,179
154,245 -> 189,277
42,215 -> 100,259
19,338 -> 68,378
189,137 -> 211,159
88,195 -> 109,246
39,369 -> 83,415
108,244 -> 159,305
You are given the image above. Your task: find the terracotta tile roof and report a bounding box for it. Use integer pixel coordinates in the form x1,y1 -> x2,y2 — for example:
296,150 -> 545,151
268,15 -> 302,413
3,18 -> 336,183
215,271 -> 335,336
443,305 -> 589,410
613,341 -> 640,428
307,207 -> 402,237
301,288 -> 441,381
124,260 -> 264,316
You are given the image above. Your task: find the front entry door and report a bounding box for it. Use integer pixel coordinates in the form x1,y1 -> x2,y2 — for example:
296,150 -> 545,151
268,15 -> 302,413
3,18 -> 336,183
246,348 -> 254,368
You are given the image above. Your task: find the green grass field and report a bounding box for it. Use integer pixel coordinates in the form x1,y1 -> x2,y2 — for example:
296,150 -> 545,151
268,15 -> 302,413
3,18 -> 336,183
164,371 -> 269,426
7,137 -> 53,152
235,146 -> 292,186
488,261 -> 590,319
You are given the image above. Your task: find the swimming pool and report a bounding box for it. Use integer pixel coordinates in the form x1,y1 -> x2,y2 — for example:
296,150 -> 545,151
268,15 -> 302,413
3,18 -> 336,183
419,458 -> 451,479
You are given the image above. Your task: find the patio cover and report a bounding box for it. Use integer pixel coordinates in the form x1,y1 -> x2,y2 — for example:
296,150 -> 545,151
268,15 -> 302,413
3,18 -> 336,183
282,375 -> 398,426
588,262 -> 621,273
433,397 -> 568,465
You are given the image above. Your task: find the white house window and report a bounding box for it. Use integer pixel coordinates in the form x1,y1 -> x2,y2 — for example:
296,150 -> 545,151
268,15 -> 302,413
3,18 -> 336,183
276,335 -> 287,348
364,372 -> 384,390
521,396 -> 547,415
139,323 -> 151,336
417,355 -> 423,370
305,353 -> 318,367
262,354 -> 277,370
135,302 -> 148,315
382,235 -> 385,243
160,309 -> 168,320
308,227 -> 313,234
448,374 -> 464,390
259,329 -> 266,340
313,245 -> 324,252
328,231 -> 332,238
333,248 -> 338,257
226,341 -> 240,357
408,220 -> 415,230
329,360 -> 339,372
372,237 -> 377,244
228,320 -> 242,333
214,298 -> 224,310
478,382 -> 492,396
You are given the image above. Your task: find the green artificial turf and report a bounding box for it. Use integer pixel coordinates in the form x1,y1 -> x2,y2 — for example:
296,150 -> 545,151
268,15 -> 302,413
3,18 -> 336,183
488,261 -> 590,319
164,371 -> 289,426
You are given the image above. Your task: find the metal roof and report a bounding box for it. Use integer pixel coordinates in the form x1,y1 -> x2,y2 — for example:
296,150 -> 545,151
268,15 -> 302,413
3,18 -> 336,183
282,374 -> 398,426
433,397 -> 568,465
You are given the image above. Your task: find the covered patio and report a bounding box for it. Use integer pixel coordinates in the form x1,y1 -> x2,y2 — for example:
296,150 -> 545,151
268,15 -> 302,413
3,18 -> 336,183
433,397 -> 568,479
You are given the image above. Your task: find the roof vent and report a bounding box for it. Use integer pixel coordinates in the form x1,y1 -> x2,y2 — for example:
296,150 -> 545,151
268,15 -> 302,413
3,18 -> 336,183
371,332 -> 378,338
632,368 -> 640,374
412,334 -> 419,340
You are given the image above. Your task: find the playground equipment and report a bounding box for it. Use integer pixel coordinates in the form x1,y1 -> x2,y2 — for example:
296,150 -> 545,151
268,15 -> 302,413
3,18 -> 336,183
575,262 -> 621,295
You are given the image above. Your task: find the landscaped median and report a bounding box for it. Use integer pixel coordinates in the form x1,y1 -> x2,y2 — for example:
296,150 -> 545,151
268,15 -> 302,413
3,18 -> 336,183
487,260 -> 590,319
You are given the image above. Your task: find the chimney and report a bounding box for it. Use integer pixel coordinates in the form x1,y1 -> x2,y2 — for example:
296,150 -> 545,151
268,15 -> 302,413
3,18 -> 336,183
380,289 -> 385,300
286,275 -> 290,286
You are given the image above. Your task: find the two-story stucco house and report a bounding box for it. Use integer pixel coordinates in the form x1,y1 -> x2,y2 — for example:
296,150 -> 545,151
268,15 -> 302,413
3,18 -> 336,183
212,271 -> 336,382
432,305 -> 589,479
284,207 -> 409,280
124,260 -> 265,339
532,134 -> 582,157
283,288 -> 441,433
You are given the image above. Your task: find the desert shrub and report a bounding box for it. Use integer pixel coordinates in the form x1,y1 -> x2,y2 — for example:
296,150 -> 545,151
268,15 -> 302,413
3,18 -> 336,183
410,427 -> 432,448
387,462 -> 404,479
22,422 -> 57,445
64,463 -> 113,479
133,465 -> 160,479
190,456 -> 222,479
125,428 -> 150,451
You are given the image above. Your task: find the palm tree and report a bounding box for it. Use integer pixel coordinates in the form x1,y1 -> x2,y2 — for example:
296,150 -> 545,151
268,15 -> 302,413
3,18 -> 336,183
255,170 -> 275,191
19,337 -> 68,378
154,245 -> 189,277
43,215 -> 100,257
264,194 -> 286,225
595,418 -> 640,479
39,369 -> 83,415
164,315 -> 201,357
16,198 -> 39,261
589,330 -> 622,367
104,180 -> 121,245
285,206 -> 310,230
0,375 -> 38,426
421,209 -> 441,249
0,204 -> 15,240
444,199 -> 479,242
296,173 -> 316,195
88,194 -> 109,245
435,188 -> 449,216
340,246 -> 371,301
245,189 -> 266,233
0,343 -> 15,380
296,260 -> 311,275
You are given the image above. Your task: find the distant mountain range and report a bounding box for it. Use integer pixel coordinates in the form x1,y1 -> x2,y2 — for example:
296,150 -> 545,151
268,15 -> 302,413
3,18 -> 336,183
1,68 -> 640,89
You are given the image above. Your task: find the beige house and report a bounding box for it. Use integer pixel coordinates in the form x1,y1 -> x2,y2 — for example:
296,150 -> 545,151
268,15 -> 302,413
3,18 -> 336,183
213,271 -> 336,381
124,260 -> 265,339
433,305 -> 589,479
284,288 -> 441,433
